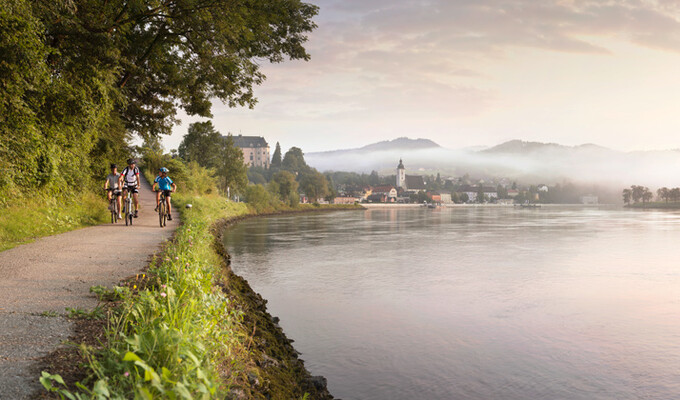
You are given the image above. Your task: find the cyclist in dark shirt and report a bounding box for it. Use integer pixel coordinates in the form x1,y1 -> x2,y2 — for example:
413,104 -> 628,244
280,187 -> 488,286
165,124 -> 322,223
119,158 -> 141,218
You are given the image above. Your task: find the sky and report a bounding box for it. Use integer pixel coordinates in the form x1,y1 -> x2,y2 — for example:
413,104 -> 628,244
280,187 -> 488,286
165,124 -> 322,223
163,0 -> 680,154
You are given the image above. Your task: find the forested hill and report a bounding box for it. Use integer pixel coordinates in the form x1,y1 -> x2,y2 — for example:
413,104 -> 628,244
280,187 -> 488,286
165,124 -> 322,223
0,0 -> 318,205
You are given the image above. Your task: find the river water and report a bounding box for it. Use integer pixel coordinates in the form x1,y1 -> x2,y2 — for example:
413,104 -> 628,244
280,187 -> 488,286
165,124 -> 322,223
222,206 -> 680,399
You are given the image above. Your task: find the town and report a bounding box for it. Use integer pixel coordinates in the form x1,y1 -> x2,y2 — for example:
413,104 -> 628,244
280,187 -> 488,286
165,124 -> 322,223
232,134 -> 601,206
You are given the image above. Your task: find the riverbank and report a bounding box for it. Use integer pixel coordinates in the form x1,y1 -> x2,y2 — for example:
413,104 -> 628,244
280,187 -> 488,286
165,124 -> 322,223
39,195 -> 350,399
626,202 -> 680,209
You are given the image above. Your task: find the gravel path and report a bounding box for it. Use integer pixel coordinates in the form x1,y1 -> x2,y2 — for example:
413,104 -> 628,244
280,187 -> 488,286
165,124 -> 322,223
0,177 -> 178,399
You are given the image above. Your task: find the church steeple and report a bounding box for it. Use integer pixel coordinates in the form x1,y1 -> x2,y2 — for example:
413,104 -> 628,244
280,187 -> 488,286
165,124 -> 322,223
396,158 -> 406,189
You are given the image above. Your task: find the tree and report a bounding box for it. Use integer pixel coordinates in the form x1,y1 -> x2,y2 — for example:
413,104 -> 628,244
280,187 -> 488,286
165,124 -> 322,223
631,185 -> 644,203
642,187 -> 653,204
270,171 -> 299,204
460,193 -> 470,203
300,170 -> 329,203
39,0 -> 319,139
282,147 -> 310,176
476,189 -> 486,203
178,122 -> 224,168
218,135 -> 248,195
671,188 -> 680,202
657,187 -> 669,203
622,188 -> 632,205
271,142 -> 282,170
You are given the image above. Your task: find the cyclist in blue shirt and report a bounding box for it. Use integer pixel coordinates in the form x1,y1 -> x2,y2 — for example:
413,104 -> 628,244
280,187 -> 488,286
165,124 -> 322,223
153,167 -> 177,221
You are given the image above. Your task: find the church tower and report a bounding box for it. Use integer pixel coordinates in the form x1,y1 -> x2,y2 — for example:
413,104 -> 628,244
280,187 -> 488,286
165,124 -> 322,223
396,159 -> 406,189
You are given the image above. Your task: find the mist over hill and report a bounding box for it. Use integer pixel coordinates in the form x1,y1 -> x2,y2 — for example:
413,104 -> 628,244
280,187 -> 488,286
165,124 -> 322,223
305,139 -> 680,189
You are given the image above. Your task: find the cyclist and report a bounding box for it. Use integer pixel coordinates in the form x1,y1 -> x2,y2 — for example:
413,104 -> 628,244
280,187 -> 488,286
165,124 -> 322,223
104,163 -> 122,220
119,158 -> 141,218
153,167 -> 176,221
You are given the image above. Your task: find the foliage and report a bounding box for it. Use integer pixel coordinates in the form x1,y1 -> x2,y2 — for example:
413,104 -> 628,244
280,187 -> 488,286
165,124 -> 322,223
270,142 -> 282,170
244,184 -> 283,213
299,171 -> 329,203
0,193 -> 108,252
281,147 -> 310,176
269,171 -> 299,207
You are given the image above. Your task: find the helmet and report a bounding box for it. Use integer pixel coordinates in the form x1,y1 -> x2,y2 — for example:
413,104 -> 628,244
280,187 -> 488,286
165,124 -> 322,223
110,163 -> 117,169
127,158 -> 136,165
159,167 -> 169,173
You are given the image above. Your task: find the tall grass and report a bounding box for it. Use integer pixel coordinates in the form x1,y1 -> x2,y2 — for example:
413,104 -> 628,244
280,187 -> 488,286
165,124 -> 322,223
0,193 -> 108,252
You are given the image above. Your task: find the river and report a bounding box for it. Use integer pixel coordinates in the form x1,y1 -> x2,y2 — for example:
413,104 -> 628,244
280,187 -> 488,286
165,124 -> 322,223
222,206 -> 680,399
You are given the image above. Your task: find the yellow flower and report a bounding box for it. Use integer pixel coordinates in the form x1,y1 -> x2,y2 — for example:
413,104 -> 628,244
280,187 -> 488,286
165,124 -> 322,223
133,285 -> 137,289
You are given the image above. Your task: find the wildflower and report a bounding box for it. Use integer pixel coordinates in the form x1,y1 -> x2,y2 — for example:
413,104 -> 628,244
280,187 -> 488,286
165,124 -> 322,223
161,284 -> 166,289
161,292 -> 167,298
124,372 -> 130,377
133,285 -> 137,289
175,257 -> 179,260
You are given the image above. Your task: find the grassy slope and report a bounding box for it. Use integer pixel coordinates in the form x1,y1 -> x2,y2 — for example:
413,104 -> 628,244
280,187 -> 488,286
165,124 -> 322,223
42,194 -> 337,399
0,193 -> 108,252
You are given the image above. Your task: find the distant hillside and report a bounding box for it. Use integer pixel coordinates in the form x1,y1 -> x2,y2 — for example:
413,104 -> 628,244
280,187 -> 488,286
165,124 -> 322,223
482,140 -> 612,154
310,137 -> 440,156
304,137 -> 680,190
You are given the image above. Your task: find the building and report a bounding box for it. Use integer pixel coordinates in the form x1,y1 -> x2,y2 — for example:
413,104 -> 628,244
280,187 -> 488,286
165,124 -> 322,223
372,185 -> 398,201
581,195 -> 599,205
395,159 -> 426,193
396,159 -> 406,189
457,185 -> 498,203
231,135 -> 270,168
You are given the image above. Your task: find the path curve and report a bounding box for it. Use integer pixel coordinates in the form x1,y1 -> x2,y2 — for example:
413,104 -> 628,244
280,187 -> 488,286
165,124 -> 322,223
0,176 -> 178,399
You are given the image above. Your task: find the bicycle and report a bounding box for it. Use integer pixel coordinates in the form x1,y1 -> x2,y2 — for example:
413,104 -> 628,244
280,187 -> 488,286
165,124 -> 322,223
106,189 -> 121,224
158,190 -> 169,227
123,189 -> 134,226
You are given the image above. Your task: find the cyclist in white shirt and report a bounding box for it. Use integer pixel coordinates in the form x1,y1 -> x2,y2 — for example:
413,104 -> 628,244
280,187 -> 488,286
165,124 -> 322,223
118,158 -> 141,218
104,163 -> 122,220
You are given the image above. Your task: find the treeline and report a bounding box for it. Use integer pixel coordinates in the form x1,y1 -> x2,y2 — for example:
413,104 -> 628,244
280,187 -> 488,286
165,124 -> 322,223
0,0 -> 317,206
623,185 -> 680,205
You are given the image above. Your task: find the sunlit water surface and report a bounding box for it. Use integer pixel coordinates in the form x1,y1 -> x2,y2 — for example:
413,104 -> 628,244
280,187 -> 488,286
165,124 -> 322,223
222,207 -> 680,399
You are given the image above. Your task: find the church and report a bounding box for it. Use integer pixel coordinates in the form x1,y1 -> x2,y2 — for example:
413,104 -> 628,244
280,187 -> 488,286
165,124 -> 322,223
396,159 -> 426,193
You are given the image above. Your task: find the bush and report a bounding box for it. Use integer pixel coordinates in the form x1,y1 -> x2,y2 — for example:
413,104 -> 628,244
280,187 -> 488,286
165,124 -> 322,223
244,184 -> 283,213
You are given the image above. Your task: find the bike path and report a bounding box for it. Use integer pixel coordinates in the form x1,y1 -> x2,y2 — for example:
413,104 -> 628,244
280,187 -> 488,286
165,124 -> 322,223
0,176 -> 178,399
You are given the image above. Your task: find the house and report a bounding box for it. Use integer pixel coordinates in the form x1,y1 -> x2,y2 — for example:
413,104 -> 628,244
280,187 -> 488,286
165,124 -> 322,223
457,185 -> 498,203
581,195 -> 599,205
507,189 -> 519,198
440,193 -> 452,204
231,135 -> 270,168
428,192 -> 442,203
372,185 -> 398,202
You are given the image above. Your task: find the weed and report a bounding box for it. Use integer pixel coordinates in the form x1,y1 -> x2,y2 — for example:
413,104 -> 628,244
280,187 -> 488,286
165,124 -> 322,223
66,306 -> 105,320
39,310 -> 60,318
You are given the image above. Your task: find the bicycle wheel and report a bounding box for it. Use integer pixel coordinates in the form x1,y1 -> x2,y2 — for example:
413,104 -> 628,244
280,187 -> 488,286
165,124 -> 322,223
125,200 -> 130,226
111,201 -> 116,224
158,200 -> 165,227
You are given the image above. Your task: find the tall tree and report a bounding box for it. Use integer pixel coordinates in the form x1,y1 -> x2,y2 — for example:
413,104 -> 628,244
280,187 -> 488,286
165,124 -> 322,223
38,0 -> 319,139
300,170 -> 329,203
622,188 -> 632,205
271,142 -> 282,169
178,122 -> 223,168
282,147 -> 309,176
218,134 -> 248,195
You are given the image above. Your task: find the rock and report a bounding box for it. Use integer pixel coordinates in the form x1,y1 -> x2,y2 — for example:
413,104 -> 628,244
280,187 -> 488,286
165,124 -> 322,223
261,354 -> 281,368
309,375 -> 328,391
185,204 -> 192,208
271,316 -> 280,324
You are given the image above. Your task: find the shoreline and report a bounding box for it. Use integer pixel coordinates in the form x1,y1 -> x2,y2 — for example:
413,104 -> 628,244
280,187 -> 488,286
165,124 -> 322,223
361,203 -> 617,208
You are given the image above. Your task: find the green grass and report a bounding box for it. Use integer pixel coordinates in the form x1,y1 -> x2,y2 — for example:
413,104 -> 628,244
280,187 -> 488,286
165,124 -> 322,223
0,193 -> 108,252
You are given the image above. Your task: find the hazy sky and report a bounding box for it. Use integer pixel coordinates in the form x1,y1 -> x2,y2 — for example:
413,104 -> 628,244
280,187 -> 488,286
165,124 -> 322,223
163,0 -> 680,153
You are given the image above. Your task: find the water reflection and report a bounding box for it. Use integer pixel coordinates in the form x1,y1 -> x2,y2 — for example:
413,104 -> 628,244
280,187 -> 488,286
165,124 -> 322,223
223,206 -> 680,400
